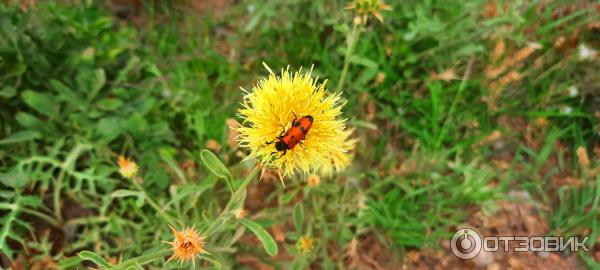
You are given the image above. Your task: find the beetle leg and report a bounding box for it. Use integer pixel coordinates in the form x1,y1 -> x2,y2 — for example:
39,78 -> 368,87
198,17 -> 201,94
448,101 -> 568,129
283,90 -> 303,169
291,112 -> 298,126
277,124 -> 286,138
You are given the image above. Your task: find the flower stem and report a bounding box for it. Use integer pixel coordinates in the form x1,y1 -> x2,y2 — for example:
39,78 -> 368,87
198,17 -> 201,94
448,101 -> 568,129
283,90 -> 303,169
203,165 -> 260,236
21,208 -> 62,229
53,169 -> 66,222
434,56 -> 475,149
336,23 -> 361,93
109,249 -> 171,270
131,177 -> 180,227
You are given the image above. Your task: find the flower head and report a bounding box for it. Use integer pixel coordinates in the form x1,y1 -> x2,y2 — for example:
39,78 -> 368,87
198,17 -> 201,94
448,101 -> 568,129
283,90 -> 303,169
166,225 -> 207,266
237,63 -> 354,177
296,235 -> 314,253
117,155 -> 138,179
307,174 -> 321,188
235,208 -> 248,219
346,0 -> 392,24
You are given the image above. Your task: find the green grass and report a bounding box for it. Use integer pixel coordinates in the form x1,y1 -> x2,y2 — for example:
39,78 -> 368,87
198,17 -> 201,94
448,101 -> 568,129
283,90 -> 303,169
1,0 -> 599,269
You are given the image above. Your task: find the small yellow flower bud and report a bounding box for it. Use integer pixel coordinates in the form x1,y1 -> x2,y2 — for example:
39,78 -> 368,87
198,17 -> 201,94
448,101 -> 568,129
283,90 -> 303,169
117,155 -> 139,179
307,175 -> 321,188
235,208 -> 247,219
296,235 -> 314,253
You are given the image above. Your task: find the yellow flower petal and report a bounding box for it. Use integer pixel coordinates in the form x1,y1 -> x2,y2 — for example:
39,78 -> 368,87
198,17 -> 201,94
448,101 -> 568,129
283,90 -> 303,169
318,128 -> 357,176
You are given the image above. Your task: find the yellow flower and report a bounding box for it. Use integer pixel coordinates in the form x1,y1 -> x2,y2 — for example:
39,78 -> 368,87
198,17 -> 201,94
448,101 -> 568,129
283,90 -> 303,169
237,63 -> 354,177
117,155 -> 138,179
346,0 -> 392,24
166,225 -> 207,266
318,128 -> 357,176
296,235 -> 314,253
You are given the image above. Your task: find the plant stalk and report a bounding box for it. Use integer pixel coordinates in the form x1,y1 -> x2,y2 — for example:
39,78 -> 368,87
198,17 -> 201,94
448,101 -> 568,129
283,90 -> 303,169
336,23 -> 362,93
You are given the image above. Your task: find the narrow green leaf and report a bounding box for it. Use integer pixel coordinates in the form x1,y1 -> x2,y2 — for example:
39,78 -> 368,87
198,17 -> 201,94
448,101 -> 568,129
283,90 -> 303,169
198,254 -> 222,269
78,251 -> 111,268
239,218 -> 278,256
349,55 -> 378,69
90,68 -> 106,97
50,80 -> 79,102
110,189 -> 140,198
293,204 -> 304,232
96,98 -> 123,111
0,130 -> 40,144
280,189 -> 298,204
200,149 -> 232,180
58,256 -> 83,268
111,190 -> 145,207
243,10 -> 263,33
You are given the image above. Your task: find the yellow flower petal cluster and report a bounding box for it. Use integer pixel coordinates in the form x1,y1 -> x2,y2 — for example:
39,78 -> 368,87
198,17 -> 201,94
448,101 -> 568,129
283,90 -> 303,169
237,63 -> 355,177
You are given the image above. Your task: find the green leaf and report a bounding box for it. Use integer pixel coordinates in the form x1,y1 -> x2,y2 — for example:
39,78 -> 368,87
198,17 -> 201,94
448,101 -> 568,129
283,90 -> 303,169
239,218 -> 278,256
200,149 -> 232,180
58,256 -> 83,269
20,196 -> 42,207
50,80 -> 83,105
350,119 -> 378,130
2,64 -> 27,79
21,90 -> 59,119
456,44 -> 484,56
78,251 -> 111,268
244,9 -> 263,33
96,98 -> 123,111
333,24 -> 350,34
0,130 -> 40,144
0,170 -> 28,189
293,203 -> 304,232
95,117 -> 122,142
280,189 -> 298,204
145,63 -> 162,77
0,86 -> 16,98
349,55 -> 378,69
90,68 -> 106,97
355,67 -> 379,86
0,18 -> 16,42
15,112 -> 56,135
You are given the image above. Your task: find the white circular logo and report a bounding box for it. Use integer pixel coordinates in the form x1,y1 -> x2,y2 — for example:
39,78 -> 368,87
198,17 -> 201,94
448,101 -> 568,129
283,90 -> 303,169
450,228 -> 482,259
